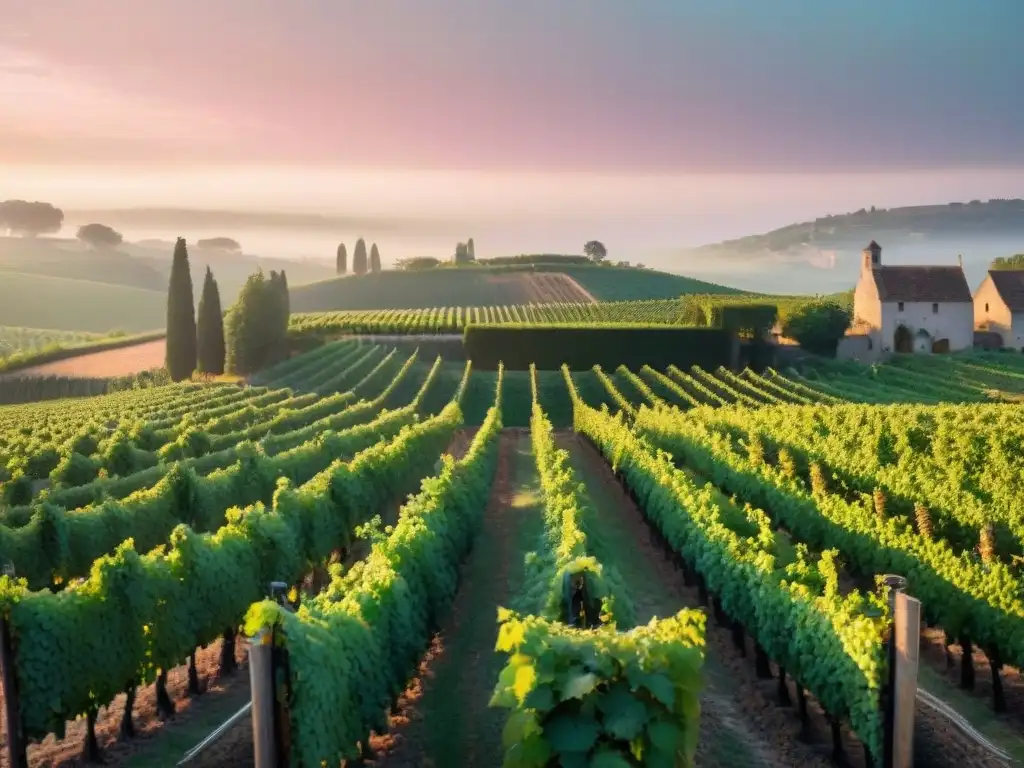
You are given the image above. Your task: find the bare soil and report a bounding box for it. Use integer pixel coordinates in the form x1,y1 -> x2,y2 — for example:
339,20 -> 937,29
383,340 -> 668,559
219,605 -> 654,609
524,272 -> 597,304
481,272 -> 596,305
913,627 -> 1024,763
3,340 -> 166,379
443,428 -> 479,462
919,628 -> 1024,726
1,638 -> 250,768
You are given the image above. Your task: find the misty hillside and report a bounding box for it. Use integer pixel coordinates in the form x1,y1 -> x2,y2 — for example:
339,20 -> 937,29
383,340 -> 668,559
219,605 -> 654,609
692,199 -> 1024,255
672,199 -> 1024,295
0,236 -> 334,334
0,237 -> 334,301
0,271 -> 166,332
290,262 -> 741,312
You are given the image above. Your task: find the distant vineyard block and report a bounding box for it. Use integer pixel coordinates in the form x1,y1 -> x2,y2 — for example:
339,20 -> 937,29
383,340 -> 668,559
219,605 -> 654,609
463,325 -> 738,370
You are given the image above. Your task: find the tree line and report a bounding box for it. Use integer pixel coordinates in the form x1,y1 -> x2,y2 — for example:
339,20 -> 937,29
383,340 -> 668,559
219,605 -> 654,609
991,254 -> 1024,270
165,238 -> 289,381
0,200 -> 64,236
337,238 -> 486,274
335,238 -> 382,275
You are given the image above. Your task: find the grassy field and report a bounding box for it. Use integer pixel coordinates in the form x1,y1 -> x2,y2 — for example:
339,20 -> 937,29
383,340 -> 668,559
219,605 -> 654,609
0,271 -> 166,332
1,239 -> 747,333
0,237 -> 334,324
549,263 -> 742,301
0,326 -> 102,356
291,263 -> 742,311
0,240 -> 167,291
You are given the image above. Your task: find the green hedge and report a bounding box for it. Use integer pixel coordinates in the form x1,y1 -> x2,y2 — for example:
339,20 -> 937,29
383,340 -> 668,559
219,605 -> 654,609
463,325 -> 736,371
714,303 -> 778,334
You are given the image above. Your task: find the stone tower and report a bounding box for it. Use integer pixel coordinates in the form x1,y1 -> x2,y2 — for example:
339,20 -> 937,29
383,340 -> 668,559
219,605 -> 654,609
862,240 -> 882,273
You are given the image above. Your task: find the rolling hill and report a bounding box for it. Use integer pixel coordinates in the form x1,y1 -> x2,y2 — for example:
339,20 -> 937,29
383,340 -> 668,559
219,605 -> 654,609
0,272 -> 165,332
0,236 -> 335,333
552,263 -> 740,301
0,238 -> 167,291
0,237 -> 335,306
291,263 -> 741,312
669,198 -> 1024,295
687,198 -> 1024,258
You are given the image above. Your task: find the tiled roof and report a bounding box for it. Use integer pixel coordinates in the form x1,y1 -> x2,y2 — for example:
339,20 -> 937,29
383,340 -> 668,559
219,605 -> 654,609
988,270 -> 1024,312
872,266 -> 972,303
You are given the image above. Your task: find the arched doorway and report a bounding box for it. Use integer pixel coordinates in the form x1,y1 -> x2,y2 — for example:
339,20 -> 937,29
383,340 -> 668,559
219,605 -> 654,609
913,328 -> 932,354
894,324 -> 913,353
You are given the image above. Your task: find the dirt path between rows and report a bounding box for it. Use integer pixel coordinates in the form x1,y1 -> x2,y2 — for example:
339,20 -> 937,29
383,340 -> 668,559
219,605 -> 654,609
481,272 -> 597,305
1,639 -> 251,768
371,429 -> 545,768
577,431 -> 1011,768
1,340 -> 166,379
523,272 -> 598,304
557,432 -> 837,768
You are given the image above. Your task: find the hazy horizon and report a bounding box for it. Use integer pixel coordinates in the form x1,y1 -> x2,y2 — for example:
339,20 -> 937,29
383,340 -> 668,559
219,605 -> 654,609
3,2 -> 1023,295
7,165 -> 1024,241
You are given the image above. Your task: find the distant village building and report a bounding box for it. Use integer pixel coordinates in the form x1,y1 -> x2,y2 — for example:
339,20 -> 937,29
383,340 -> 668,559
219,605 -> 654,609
848,240 -> 973,359
974,270 -> 1024,350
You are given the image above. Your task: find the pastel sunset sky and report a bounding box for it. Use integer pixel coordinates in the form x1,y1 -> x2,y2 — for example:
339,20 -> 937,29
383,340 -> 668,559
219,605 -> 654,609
2,0 -> 1021,171
1,0 -> 1021,280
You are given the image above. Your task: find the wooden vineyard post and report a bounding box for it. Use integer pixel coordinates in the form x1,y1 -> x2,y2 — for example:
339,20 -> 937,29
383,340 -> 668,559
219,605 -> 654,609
272,634 -> 293,765
881,575 -> 920,768
0,615 -> 27,768
250,628 -> 277,768
892,590 -> 920,768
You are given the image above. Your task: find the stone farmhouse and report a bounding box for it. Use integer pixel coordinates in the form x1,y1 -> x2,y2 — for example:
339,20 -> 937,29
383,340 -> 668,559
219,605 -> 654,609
974,270 -> 1024,350
845,241 -> 974,361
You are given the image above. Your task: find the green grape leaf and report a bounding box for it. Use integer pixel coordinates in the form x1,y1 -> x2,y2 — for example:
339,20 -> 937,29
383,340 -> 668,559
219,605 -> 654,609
544,711 -> 601,755
589,749 -> 635,768
561,670 -> 599,701
598,682 -> 650,741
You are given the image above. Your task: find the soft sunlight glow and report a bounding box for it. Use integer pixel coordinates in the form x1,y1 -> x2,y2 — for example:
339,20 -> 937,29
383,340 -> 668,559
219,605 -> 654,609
2,166 -> 1021,233
0,44 -> 228,143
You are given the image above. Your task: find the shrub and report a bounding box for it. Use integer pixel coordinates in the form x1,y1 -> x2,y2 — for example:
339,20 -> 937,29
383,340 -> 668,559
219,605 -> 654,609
782,301 -> 852,356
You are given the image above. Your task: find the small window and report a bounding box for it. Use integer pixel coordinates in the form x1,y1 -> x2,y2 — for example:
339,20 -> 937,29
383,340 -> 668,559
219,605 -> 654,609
986,303 -> 990,312
932,303 -> 939,314
898,302 -> 904,312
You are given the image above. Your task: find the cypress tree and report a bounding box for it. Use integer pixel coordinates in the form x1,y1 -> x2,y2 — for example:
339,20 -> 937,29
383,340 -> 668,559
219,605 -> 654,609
225,270 -> 266,375
267,270 -> 290,364
370,243 -> 381,273
279,270 -> 290,319
264,271 -> 281,364
196,266 -> 225,375
353,238 -> 368,274
165,237 -> 197,381
336,243 -> 347,274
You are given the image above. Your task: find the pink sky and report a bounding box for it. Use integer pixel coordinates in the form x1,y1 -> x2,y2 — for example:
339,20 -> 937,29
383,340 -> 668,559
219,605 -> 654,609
2,1 -> 1021,170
